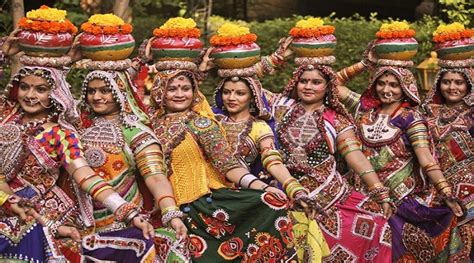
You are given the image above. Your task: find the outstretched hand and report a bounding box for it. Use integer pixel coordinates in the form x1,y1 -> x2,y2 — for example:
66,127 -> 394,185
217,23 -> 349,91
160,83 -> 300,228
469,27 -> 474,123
362,40 -> 377,70
446,199 -> 463,217
198,47 -> 215,72
131,214 -> 155,239
170,217 -> 188,239
276,36 -> 293,59
68,33 -> 83,62
2,28 -> 21,57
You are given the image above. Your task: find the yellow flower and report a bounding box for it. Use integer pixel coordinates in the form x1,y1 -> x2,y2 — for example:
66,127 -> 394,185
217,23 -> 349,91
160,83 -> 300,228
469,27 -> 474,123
160,17 -> 197,29
217,23 -> 250,37
433,22 -> 465,36
295,17 -> 324,29
379,21 -> 410,32
88,14 -> 124,26
26,6 -> 67,22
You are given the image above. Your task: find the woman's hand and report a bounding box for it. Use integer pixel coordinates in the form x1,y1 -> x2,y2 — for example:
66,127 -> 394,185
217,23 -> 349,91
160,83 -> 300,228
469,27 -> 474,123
169,217 -> 187,239
2,28 -> 21,57
198,47 -> 215,72
265,186 -> 287,200
446,199 -> 463,217
381,202 -> 393,219
362,40 -> 377,70
275,36 -> 293,60
143,36 -> 155,62
57,226 -> 82,242
131,215 -> 155,239
67,33 -> 83,62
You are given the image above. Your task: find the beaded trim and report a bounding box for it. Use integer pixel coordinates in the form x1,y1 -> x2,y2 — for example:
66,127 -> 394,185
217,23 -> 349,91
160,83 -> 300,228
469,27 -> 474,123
377,59 -> 414,68
19,55 -> 71,68
295,56 -> 336,66
438,58 -> 474,68
76,59 -> 132,71
217,66 -> 256,78
154,60 -> 197,71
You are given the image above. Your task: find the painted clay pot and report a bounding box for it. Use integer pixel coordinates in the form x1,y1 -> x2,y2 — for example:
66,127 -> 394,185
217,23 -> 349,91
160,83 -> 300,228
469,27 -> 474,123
18,30 -> 73,57
435,37 -> 474,60
151,37 -> 203,62
290,34 -> 336,57
211,43 -> 261,69
79,33 -> 135,61
374,37 -> 418,61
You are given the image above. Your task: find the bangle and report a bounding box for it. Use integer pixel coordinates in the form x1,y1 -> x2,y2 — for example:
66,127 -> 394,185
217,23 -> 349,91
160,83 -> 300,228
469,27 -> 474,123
78,174 -> 96,188
359,169 -> 375,178
423,162 -> 438,172
282,178 -> 297,190
248,179 -> 259,189
92,185 -> 113,199
103,192 -> 127,213
368,182 -> 384,191
157,195 -> 176,205
162,209 -> 184,227
239,174 -> 258,188
161,206 -> 179,216
262,185 -> 270,191
85,178 -> 105,194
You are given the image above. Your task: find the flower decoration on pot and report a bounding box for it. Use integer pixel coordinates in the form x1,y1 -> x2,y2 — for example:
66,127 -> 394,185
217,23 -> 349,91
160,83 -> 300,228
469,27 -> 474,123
289,17 -> 336,58
79,14 -> 135,61
210,23 -> 260,69
433,22 -> 473,60
151,17 -> 203,62
17,5 -> 77,57
374,21 -> 418,61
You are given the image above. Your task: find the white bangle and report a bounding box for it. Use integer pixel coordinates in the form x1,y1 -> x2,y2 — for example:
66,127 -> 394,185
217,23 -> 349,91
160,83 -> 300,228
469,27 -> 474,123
102,192 -> 127,213
239,174 -> 258,188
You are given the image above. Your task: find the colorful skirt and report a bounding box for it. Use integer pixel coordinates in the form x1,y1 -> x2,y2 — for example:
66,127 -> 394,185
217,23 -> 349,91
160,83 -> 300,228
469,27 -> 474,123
179,188 -> 296,262
319,190 -> 392,262
81,227 -> 156,262
290,211 -> 330,262
389,197 -> 465,262
0,218 -> 67,262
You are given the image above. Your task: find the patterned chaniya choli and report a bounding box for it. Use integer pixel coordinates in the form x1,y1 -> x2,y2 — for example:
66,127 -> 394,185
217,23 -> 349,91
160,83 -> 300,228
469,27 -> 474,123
422,66 -> 473,262
150,69 -> 297,263
342,65 -> 466,262
276,64 -> 391,263
213,76 -> 277,182
0,67 -> 88,262
77,70 -> 158,262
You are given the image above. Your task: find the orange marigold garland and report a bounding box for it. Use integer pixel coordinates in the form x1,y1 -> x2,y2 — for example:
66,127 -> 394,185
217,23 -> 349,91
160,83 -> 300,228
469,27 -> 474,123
18,6 -> 77,34
209,33 -> 257,46
289,26 -> 335,38
375,21 -> 415,39
80,14 -> 133,35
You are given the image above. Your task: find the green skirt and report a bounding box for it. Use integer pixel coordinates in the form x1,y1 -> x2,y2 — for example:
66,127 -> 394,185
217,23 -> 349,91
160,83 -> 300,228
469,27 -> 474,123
180,188 -> 296,262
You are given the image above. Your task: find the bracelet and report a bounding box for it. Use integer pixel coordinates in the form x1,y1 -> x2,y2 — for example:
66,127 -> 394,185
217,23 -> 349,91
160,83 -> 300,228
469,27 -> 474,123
239,174 -> 258,188
358,169 -> 375,178
368,182 -> 384,191
85,178 -> 105,194
262,185 -> 270,191
282,177 -> 297,190
157,195 -> 176,205
78,173 -> 96,188
248,179 -> 259,189
92,185 -> 113,199
162,209 -> 184,227
103,192 -> 128,213
161,206 -> 179,216
114,202 -> 139,222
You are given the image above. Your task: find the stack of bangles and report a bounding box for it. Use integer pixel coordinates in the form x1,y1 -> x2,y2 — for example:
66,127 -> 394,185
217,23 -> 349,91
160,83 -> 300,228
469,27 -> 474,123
283,178 -> 307,200
136,149 -> 165,180
422,162 -> 442,174
114,202 -> 140,224
261,149 -> 284,171
336,61 -> 365,85
161,206 -> 184,227
368,183 -> 391,204
79,173 -> 113,199
434,179 -> 455,200
255,53 -> 285,77
336,138 -> 362,158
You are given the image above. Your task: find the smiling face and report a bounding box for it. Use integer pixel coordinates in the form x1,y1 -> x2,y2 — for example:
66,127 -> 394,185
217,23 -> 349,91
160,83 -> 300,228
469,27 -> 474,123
164,75 -> 194,113
296,69 -> 327,106
222,80 -> 252,115
374,73 -> 404,105
86,78 -> 120,116
439,71 -> 469,106
17,74 -> 52,118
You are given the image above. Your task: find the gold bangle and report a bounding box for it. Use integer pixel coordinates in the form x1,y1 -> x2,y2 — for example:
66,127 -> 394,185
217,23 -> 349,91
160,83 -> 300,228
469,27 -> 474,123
368,182 -> 383,191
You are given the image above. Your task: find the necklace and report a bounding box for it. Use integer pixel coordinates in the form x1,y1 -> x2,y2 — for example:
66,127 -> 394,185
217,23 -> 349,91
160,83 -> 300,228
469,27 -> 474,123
360,106 -> 403,148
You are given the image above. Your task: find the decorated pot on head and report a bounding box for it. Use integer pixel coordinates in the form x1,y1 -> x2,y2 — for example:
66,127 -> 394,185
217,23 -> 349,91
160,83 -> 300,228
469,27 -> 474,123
433,22 -> 473,60
79,14 -> 135,61
210,23 -> 260,69
17,5 -> 77,57
289,17 -> 336,58
151,17 -> 203,65
374,21 -> 418,62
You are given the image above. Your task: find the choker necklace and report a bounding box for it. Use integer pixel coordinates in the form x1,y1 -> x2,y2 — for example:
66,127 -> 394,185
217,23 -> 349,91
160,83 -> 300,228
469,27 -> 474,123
15,111 -> 56,134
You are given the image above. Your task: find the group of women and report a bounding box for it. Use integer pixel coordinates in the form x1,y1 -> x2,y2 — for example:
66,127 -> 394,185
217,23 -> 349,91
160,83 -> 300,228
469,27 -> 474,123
0,20 -> 472,263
